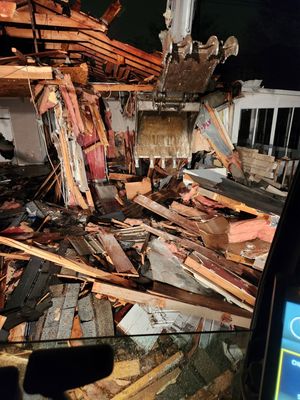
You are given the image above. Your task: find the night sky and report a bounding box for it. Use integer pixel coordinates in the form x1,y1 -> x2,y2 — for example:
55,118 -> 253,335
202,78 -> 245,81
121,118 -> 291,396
81,0 -> 300,90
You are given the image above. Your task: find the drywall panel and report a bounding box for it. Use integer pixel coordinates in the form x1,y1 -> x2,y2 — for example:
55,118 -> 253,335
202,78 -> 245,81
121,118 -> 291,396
0,98 -> 47,165
0,108 -> 14,162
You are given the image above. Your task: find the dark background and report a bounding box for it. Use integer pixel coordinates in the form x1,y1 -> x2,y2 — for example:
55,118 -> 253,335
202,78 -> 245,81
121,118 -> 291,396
81,0 -> 300,90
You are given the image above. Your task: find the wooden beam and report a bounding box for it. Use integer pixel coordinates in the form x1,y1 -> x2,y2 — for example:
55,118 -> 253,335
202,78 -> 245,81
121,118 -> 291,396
33,0 -> 107,32
5,27 -> 161,76
83,141 -> 102,155
0,236 -> 131,287
33,0 -> 161,66
183,174 -> 268,217
58,63 -> 88,85
134,195 -> 200,235
46,43 -> 152,79
92,282 -> 251,328
100,0 -> 122,26
0,11 -> 106,30
149,281 -> 252,318
0,65 -> 52,79
111,352 -> 183,400
0,252 -> 30,260
91,83 -> 154,92
185,252 -> 257,306
0,49 -> 67,65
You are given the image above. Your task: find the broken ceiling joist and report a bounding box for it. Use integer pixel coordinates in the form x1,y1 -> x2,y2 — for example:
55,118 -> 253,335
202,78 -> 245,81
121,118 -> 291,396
0,65 -> 53,80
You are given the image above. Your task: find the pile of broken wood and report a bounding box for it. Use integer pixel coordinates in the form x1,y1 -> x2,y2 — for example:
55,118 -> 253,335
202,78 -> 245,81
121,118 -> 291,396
0,157 -> 285,342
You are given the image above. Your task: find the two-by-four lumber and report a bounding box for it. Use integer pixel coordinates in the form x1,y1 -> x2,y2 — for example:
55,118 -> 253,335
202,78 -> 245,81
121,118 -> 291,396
91,83 -> 154,92
0,11 -> 106,30
92,282 -> 251,328
33,0 -> 162,66
184,252 -> 257,306
0,65 -> 53,80
134,195 -> 200,235
97,233 -> 138,276
4,27 -> 161,77
0,236 -> 132,287
183,174 -> 267,217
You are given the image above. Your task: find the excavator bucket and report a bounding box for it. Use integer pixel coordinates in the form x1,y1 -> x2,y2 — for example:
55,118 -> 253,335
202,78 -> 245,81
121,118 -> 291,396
157,35 -> 239,94
135,0 -> 239,167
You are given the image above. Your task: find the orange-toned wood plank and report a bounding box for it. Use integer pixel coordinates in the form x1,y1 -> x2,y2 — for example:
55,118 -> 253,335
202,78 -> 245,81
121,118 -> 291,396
92,83 -> 154,92
0,65 -> 52,80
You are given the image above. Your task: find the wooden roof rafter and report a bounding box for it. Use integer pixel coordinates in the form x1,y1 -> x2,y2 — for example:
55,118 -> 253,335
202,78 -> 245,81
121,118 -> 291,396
3,26 -> 161,74
4,30 -> 159,82
0,0 -> 162,84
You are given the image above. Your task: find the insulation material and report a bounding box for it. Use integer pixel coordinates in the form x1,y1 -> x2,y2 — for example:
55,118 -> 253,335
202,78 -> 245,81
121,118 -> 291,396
228,218 -> 276,244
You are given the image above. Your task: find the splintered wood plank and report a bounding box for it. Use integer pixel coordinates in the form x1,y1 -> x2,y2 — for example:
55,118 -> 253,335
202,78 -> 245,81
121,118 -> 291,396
0,252 -> 30,260
134,195 -> 200,235
0,65 -> 53,80
134,196 -> 227,250
57,121 -> 88,209
90,103 -> 109,146
129,367 -> 180,400
83,142 -> 102,154
148,282 -> 251,319
59,63 -> 88,85
8,322 -> 26,341
170,201 -> 208,219
0,236 -> 131,287
184,252 -> 256,306
33,0 -> 161,66
108,173 -> 137,181
125,178 -> 152,200
141,223 -> 250,277
111,352 -> 183,400
92,282 -> 251,328
194,185 -> 267,217
97,233 -> 138,276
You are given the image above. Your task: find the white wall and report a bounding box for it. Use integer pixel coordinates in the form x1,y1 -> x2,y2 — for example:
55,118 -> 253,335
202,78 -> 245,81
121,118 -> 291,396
0,97 -> 47,165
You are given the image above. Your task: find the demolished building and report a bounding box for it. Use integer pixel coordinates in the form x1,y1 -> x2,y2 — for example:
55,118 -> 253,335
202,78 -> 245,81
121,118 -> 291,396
0,0 -> 296,398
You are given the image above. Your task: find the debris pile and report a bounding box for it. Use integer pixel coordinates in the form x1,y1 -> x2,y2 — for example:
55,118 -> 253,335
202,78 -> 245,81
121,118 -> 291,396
0,1 -> 290,396
0,148 -> 285,339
